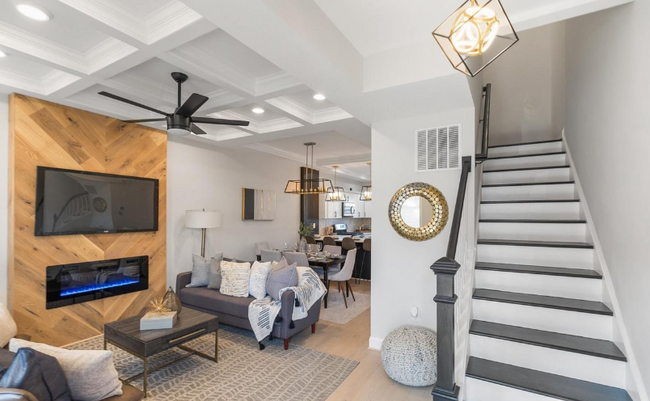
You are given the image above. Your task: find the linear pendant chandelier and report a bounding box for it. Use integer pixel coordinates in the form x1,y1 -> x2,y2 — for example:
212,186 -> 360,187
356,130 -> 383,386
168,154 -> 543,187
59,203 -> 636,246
284,142 -> 334,195
325,166 -> 346,202
360,162 -> 372,201
432,0 -> 518,77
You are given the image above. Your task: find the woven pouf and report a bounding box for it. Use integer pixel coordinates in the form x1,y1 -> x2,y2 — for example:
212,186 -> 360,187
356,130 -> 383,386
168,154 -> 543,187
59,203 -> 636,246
381,326 -> 437,386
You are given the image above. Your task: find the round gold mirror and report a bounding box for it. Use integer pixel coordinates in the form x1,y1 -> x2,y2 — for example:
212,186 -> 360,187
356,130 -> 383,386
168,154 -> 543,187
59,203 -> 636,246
389,182 -> 449,241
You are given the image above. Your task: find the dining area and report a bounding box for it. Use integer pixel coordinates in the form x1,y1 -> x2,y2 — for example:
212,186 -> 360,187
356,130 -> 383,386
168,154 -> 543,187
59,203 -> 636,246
255,241 -> 357,309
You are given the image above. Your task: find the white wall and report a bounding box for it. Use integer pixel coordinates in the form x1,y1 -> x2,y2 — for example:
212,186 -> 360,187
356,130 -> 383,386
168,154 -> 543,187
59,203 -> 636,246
564,2 -> 649,397
166,138 -> 304,288
0,95 -> 8,307
482,22 -> 566,145
370,107 -> 476,347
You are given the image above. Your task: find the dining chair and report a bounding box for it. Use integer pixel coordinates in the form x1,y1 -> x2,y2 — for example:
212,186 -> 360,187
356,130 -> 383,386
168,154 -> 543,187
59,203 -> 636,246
283,251 -> 310,267
322,245 -> 343,274
305,235 -> 316,244
341,237 -> 356,252
255,242 -> 271,261
356,238 -> 371,284
260,249 -> 282,263
323,237 -> 336,246
328,248 -> 357,308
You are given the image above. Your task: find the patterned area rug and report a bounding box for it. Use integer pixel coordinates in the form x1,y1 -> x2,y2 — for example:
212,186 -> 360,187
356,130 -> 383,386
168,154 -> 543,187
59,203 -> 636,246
320,291 -> 370,325
68,326 -> 358,401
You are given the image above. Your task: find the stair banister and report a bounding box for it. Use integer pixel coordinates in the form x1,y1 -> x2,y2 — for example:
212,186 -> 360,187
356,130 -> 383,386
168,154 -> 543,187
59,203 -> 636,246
431,156 -> 471,401
475,83 -> 492,162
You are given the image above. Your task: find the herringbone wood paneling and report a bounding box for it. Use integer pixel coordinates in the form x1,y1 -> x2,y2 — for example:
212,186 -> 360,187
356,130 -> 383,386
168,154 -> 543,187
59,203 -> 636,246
8,94 -> 167,346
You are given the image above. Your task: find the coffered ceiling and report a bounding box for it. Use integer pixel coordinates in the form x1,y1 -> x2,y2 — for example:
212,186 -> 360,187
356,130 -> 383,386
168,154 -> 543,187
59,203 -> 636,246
0,0 -> 630,180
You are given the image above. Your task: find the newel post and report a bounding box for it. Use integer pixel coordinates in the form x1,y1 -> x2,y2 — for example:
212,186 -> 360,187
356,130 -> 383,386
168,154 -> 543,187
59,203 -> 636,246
431,256 -> 460,401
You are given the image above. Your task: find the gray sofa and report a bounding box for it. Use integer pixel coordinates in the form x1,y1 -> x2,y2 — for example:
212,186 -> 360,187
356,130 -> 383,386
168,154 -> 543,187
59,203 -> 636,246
176,271 -> 322,350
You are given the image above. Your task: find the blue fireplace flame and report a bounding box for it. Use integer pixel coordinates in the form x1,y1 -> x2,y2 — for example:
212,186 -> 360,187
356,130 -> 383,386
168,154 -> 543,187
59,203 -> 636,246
61,277 -> 140,297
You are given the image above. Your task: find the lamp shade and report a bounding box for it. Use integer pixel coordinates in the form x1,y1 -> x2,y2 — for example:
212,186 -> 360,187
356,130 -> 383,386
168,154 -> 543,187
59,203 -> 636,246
185,210 -> 222,229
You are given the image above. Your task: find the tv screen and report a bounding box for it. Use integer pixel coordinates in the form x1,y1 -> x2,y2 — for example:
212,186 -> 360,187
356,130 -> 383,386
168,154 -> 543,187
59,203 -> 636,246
35,167 -> 159,236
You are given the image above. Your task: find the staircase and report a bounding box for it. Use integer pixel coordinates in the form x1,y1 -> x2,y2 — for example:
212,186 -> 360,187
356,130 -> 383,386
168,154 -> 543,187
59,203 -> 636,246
464,139 -> 632,401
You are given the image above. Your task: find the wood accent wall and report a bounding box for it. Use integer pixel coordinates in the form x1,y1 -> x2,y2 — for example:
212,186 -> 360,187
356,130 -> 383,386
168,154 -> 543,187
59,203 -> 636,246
8,94 -> 167,346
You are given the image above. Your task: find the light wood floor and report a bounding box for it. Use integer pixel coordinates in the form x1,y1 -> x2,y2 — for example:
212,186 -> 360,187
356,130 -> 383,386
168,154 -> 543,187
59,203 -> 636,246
292,280 -> 433,401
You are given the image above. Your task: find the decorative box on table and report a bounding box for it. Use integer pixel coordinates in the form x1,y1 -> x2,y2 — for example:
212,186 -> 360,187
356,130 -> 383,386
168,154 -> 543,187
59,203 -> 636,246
140,311 -> 177,330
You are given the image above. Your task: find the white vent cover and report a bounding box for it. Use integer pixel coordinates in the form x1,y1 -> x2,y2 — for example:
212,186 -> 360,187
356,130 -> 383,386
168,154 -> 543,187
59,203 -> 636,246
416,124 -> 460,171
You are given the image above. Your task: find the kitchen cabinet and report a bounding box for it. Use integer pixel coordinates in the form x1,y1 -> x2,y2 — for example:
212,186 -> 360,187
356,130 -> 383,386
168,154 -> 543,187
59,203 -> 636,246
347,192 -> 371,218
319,195 -> 342,218
360,200 -> 372,218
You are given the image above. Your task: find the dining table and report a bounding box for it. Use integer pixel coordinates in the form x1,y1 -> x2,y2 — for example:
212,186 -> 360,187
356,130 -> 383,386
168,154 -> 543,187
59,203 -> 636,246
307,255 -> 346,308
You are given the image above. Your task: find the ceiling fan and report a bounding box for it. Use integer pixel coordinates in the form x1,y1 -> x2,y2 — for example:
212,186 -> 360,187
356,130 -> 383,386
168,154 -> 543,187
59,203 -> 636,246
98,72 -> 250,136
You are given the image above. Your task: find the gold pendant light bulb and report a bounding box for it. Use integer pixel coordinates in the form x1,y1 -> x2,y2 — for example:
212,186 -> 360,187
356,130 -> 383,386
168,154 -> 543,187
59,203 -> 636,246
450,1 -> 499,56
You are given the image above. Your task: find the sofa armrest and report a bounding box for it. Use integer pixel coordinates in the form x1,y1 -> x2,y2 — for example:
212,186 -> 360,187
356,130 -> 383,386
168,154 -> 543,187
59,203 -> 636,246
279,290 -> 297,326
0,388 -> 39,401
176,272 -> 192,294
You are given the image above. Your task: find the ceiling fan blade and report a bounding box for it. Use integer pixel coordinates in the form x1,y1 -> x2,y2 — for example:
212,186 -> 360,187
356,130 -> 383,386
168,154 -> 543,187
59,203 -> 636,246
99,91 -> 168,116
192,116 -> 250,126
176,93 -> 208,117
123,118 -> 167,123
190,124 -> 208,135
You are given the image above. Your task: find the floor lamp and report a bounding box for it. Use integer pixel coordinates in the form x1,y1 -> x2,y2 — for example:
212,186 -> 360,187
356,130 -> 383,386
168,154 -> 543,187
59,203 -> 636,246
186,209 -> 222,258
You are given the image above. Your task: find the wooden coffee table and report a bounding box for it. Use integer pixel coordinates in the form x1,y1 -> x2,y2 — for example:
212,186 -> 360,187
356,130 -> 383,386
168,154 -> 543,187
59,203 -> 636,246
104,307 -> 219,398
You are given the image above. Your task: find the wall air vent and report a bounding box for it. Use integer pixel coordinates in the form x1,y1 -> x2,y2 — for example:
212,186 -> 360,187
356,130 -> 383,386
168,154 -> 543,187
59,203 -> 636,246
416,124 -> 461,171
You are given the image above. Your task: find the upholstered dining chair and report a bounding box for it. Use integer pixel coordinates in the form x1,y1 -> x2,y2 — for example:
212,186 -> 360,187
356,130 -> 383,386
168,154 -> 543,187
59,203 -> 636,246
322,237 -> 336,246
260,249 -> 282,263
327,248 -> 357,308
341,237 -> 356,252
255,242 -> 271,261
322,245 -> 343,273
283,251 -> 310,267
305,236 -> 316,244
356,238 -> 371,284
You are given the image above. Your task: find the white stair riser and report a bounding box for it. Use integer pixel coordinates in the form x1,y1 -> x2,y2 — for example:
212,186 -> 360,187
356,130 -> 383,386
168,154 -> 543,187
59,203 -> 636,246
465,377 -> 557,401
484,153 -> 568,170
475,270 -> 602,301
472,300 -> 613,340
478,244 -> 594,269
488,141 -> 564,158
479,222 -> 588,242
482,167 -> 571,185
482,183 -> 577,201
480,202 -> 583,220
469,336 -> 626,388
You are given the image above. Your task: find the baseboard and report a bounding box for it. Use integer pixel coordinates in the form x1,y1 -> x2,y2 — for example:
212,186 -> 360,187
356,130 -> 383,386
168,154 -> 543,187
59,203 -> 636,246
368,336 -> 383,350
562,131 -> 649,401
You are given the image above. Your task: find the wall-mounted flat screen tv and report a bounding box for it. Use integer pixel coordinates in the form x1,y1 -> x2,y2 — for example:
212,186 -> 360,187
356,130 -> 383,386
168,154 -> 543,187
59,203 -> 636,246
35,167 -> 159,236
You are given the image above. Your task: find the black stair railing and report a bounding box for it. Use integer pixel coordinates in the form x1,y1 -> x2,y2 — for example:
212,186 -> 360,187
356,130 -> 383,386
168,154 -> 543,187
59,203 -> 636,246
475,83 -> 492,162
431,84 -> 492,401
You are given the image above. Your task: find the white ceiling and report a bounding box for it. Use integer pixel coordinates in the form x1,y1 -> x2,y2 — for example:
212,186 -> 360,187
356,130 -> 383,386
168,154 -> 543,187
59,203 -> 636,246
0,0 -> 630,180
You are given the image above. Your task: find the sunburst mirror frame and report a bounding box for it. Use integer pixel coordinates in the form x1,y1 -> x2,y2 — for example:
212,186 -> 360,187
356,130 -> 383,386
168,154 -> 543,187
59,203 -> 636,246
388,182 -> 449,241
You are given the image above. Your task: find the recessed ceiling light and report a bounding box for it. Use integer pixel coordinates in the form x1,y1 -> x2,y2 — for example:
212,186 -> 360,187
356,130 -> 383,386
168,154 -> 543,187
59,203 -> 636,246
313,93 -> 326,100
252,107 -> 265,114
0,51 -> 7,58
16,3 -> 53,21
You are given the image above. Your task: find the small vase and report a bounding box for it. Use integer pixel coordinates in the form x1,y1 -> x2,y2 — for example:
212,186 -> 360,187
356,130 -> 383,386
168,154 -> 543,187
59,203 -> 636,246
163,286 -> 182,313
299,237 -> 308,253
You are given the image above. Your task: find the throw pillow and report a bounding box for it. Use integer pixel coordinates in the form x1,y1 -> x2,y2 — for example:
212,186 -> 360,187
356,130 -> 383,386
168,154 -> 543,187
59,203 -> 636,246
220,261 -> 251,298
249,261 -> 272,300
207,253 -> 224,289
266,262 -> 298,301
270,257 -> 288,272
187,253 -> 220,287
9,338 -> 122,401
0,348 -> 72,401
0,302 -> 17,348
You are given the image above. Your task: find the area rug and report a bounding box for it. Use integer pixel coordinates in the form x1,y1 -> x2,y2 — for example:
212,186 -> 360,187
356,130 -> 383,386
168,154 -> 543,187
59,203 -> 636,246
67,326 -> 358,401
320,291 -> 370,325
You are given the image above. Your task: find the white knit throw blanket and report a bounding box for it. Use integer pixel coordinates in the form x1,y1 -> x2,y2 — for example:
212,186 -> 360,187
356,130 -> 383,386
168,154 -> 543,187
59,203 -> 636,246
248,266 -> 327,342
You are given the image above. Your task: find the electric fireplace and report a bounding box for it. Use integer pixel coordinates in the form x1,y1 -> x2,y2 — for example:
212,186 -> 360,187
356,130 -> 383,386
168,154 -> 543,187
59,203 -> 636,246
46,256 -> 148,309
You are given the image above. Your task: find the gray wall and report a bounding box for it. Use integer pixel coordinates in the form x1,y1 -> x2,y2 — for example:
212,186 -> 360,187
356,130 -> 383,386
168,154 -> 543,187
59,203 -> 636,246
482,22 -> 566,145
564,2 -> 649,396
166,138 -> 304,288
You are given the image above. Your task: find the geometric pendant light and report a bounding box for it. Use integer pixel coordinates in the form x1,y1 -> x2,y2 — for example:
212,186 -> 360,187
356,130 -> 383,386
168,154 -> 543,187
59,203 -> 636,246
284,142 -> 334,195
325,166 -> 346,202
432,0 -> 518,77
360,162 -> 372,201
